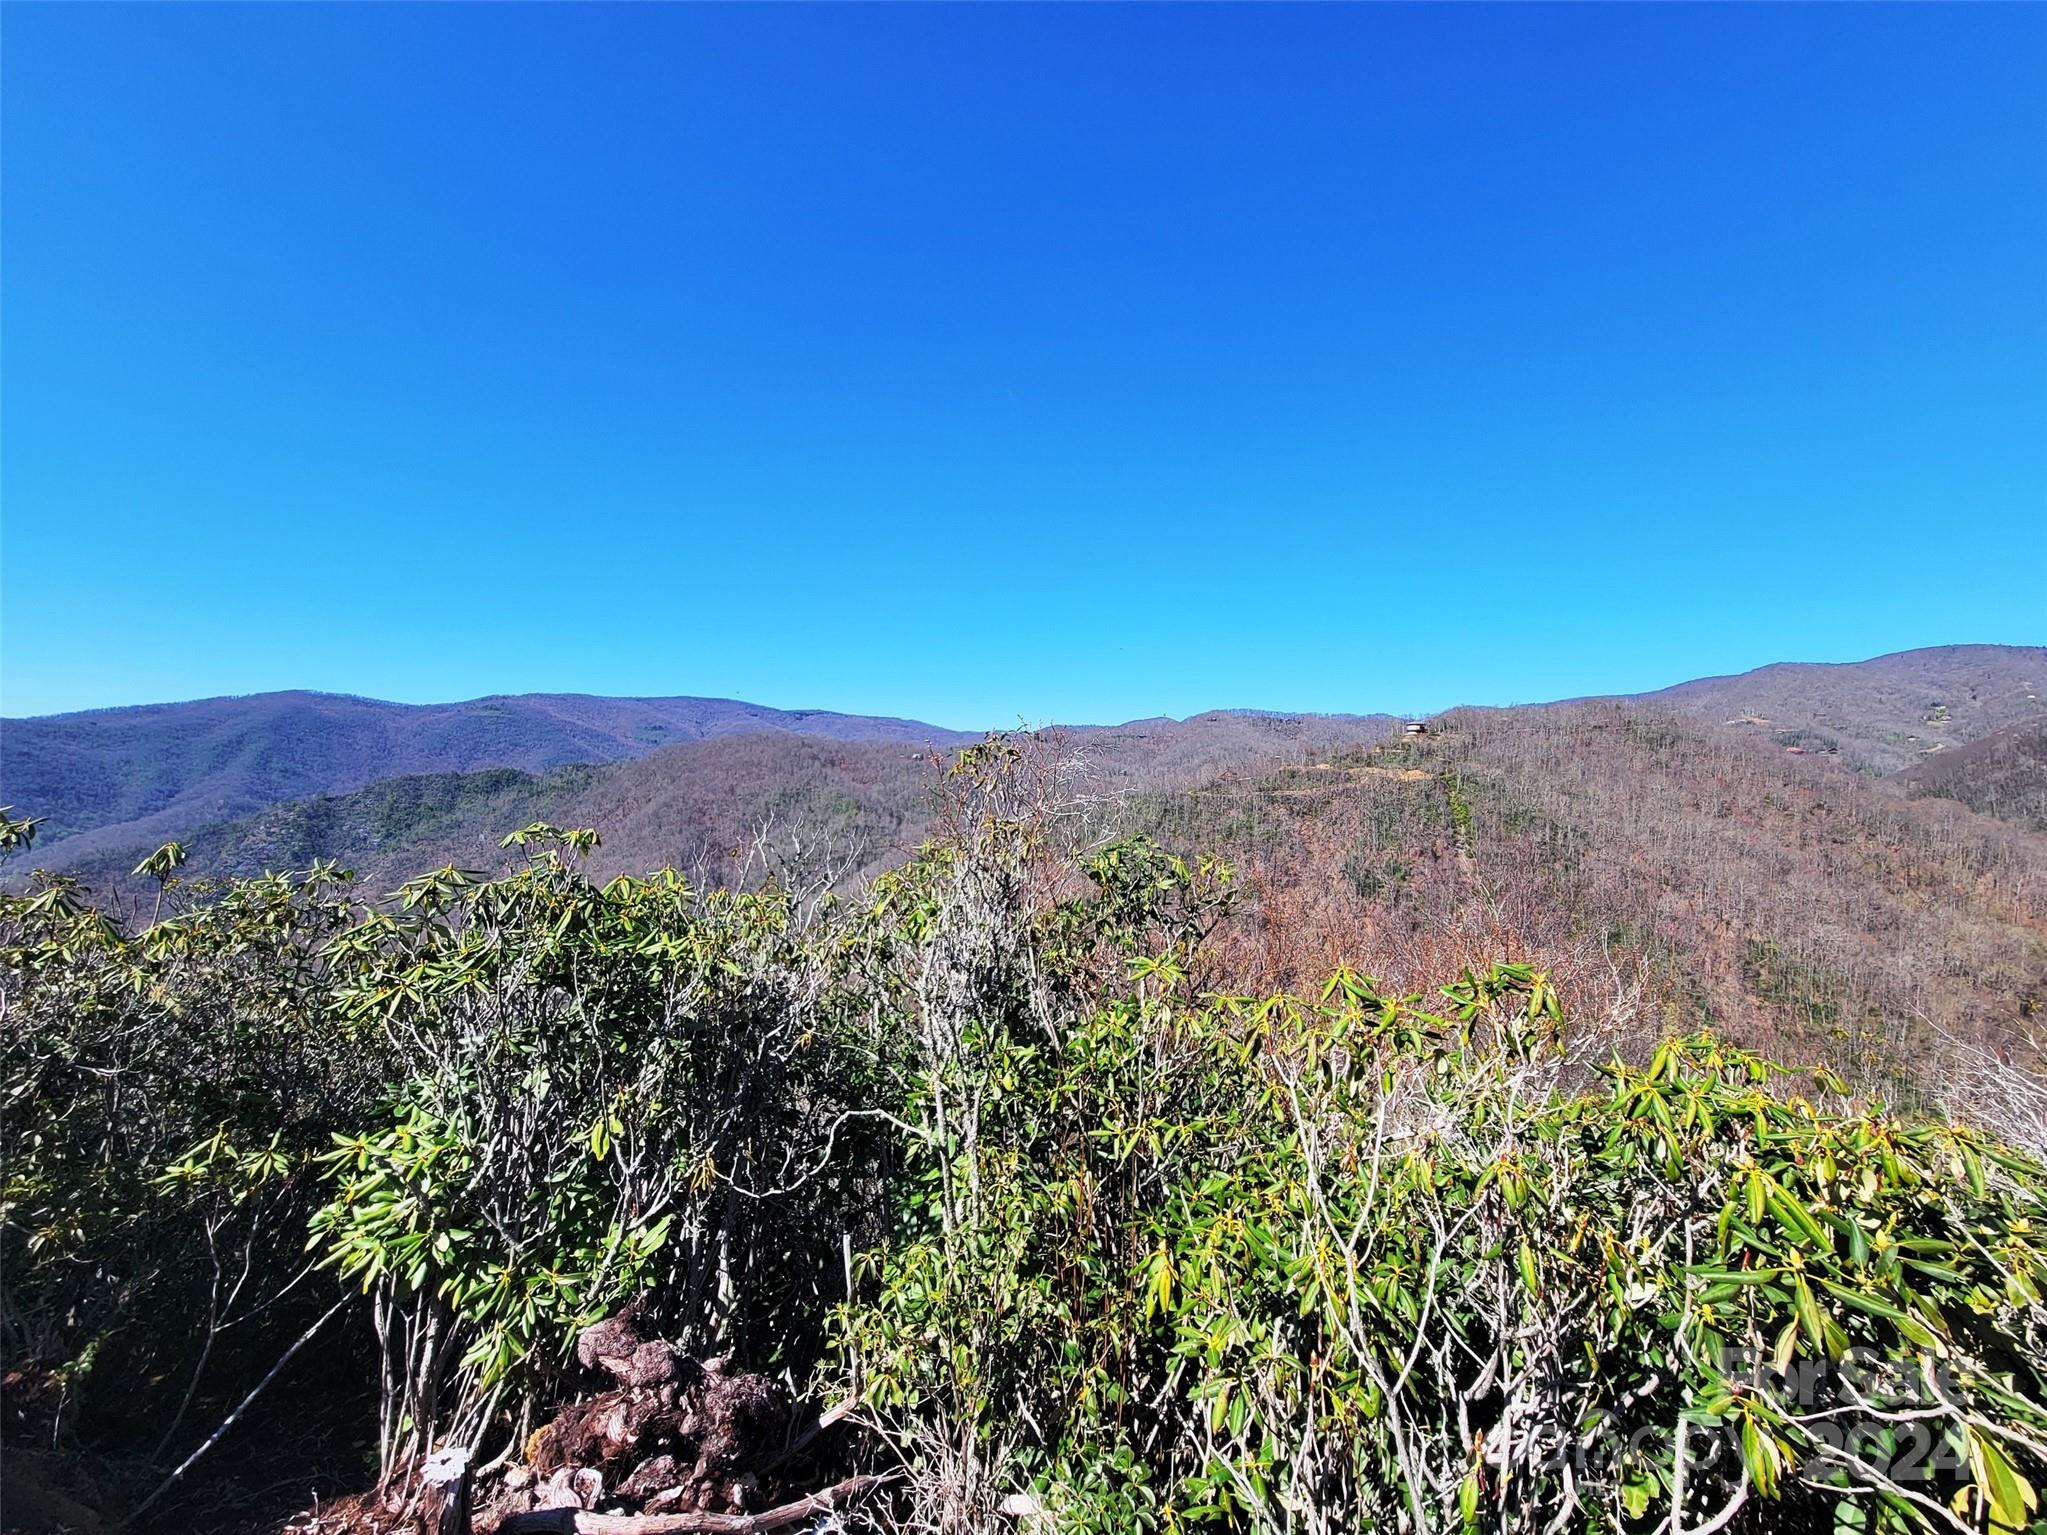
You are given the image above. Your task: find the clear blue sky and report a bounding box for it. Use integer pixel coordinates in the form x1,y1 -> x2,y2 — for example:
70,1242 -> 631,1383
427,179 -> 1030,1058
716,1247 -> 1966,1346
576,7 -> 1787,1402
4,5 -> 2042,726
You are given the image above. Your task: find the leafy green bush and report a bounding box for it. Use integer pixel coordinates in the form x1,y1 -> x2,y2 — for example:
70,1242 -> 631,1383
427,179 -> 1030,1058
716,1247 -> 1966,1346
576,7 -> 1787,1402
1,814 -> 373,1457
304,828 -> 876,1469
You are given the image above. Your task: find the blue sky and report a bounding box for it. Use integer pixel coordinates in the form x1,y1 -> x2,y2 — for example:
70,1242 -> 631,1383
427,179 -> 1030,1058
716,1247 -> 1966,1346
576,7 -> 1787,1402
4,5 -> 2042,727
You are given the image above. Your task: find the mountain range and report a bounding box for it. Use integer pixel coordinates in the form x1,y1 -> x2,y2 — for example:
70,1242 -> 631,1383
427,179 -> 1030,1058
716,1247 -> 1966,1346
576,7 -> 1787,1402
7,643 -> 2047,1104
5,644 -> 2046,909
0,690 -> 979,865
1623,642 -> 2047,772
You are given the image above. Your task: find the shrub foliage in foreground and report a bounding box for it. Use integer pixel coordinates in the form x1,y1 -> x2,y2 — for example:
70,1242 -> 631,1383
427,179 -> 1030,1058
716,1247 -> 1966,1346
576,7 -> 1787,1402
2,749 -> 2045,1534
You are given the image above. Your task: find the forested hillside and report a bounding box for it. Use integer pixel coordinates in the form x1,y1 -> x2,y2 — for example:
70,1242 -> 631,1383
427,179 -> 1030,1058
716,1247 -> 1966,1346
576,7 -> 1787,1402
0,690 -> 974,860
1628,643 -> 2047,772
1899,717 -> 2047,833
1129,704 -> 2047,1113
40,712 -> 1400,907
11,647 -> 2044,893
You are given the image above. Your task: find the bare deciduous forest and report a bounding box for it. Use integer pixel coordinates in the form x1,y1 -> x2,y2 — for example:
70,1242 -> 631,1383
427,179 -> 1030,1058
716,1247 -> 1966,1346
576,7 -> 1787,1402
1138,705 -> 2047,1122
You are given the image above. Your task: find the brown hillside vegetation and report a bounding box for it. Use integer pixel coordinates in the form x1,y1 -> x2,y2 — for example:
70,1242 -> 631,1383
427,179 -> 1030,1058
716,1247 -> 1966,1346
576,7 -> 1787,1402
41,713 -> 1399,907
1132,702 -> 2047,1109
1898,716 -> 2047,833
1627,643 -> 2047,772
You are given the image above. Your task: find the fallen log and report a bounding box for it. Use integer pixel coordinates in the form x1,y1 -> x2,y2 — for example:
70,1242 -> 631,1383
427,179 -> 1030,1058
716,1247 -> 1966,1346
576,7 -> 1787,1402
494,1472 -> 893,1535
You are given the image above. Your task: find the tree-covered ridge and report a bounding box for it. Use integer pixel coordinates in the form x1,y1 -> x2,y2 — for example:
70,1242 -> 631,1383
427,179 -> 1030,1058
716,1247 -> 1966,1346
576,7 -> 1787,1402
0,690 -> 975,857
1130,704 -> 2047,1121
15,646 -> 2045,891
3,742 -> 2045,1534
1630,644 -> 2047,775
31,712 -> 1404,905
1901,720 -> 2047,836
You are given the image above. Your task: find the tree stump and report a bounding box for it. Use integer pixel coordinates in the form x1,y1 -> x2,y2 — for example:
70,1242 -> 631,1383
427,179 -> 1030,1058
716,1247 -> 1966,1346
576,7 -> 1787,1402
421,1446 -> 473,1535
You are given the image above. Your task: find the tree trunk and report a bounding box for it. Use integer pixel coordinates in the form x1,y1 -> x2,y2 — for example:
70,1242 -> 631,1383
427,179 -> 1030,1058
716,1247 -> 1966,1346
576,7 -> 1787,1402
421,1446 -> 473,1535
